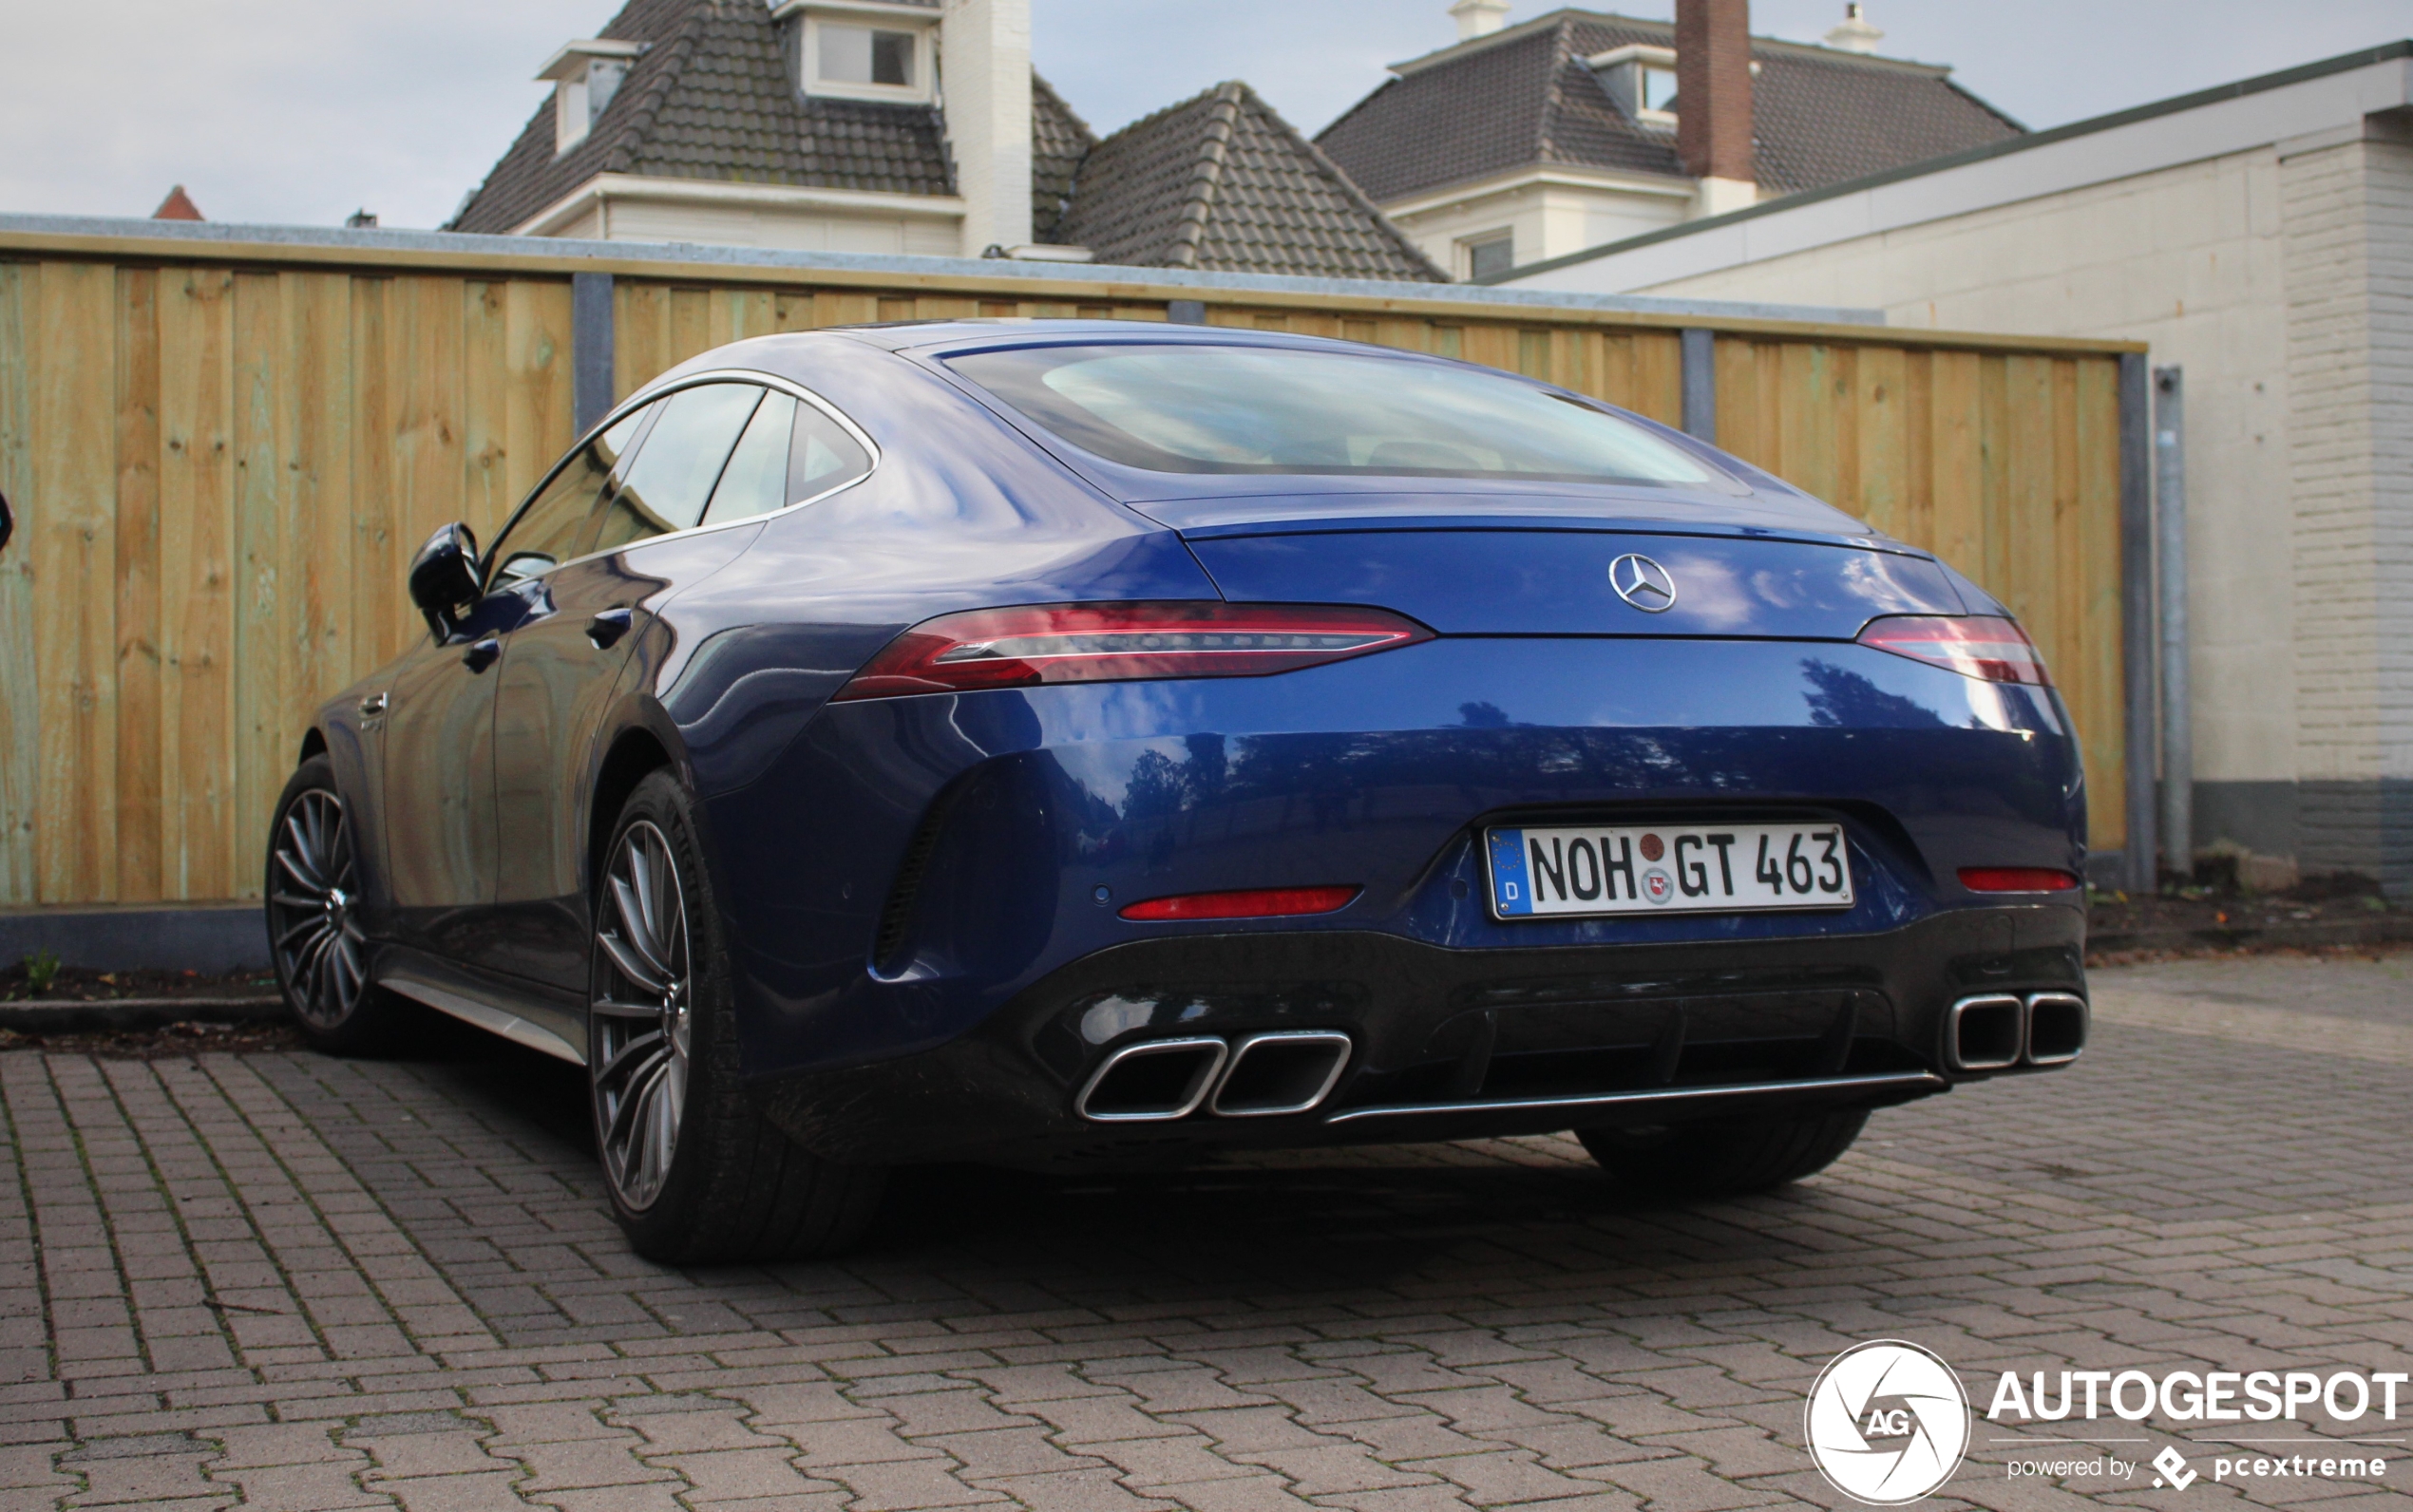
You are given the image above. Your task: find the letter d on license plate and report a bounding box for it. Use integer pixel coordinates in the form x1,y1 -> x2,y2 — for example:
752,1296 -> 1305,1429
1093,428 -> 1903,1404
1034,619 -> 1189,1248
1486,822 -> 1853,918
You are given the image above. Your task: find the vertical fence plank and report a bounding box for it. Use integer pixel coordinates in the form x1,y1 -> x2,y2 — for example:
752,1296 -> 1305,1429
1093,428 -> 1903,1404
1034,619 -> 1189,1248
232,274 -> 285,892
0,264 -> 37,904
1854,344 -> 1908,540
1928,350 -> 1984,574
286,273 -> 353,771
113,270 -> 162,902
616,282 -> 671,400
391,274 -> 466,589
158,267 -> 236,901
464,281 -> 513,545
352,279 -> 405,669
2076,356 -> 2125,851
505,278 -> 574,515
33,263 -> 119,902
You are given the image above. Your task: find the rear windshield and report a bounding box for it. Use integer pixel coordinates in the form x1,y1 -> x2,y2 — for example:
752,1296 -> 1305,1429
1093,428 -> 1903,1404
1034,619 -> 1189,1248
945,343 -> 1734,489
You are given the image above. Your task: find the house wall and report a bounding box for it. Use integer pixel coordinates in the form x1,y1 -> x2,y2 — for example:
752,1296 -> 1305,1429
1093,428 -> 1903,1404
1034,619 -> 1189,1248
1599,144 -> 2338,880
1389,181 -> 1691,278
543,198 -> 962,258
2281,132 -> 2413,890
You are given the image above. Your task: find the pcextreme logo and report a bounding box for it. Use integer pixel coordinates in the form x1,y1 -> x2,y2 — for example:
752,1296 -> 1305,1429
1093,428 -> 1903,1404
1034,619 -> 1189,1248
1805,1341 -> 1971,1505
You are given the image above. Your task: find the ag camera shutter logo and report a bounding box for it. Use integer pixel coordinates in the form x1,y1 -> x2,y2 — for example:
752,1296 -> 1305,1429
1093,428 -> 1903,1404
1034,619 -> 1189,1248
1806,1341 -> 1970,1504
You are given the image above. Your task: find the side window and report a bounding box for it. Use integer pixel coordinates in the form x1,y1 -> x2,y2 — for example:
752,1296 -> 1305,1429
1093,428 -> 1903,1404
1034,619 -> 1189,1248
487,403 -> 652,588
790,402 -> 873,500
701,394 -> 798,526
588,384 -> 763,555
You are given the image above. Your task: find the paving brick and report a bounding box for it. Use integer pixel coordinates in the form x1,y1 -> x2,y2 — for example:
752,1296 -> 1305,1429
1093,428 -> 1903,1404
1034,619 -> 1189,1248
13,956 -> 2413,1510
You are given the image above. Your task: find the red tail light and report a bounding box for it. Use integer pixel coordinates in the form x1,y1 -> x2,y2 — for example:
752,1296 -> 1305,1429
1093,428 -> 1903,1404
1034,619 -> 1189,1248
1959,867 -> 2080,893
1120,886 -> 1361,922
831,601 -> 1433,703
1856,615 -> 2053,687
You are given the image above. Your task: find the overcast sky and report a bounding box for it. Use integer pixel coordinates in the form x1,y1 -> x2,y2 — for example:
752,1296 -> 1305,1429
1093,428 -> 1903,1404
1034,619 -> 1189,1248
3,0 -> 2408,231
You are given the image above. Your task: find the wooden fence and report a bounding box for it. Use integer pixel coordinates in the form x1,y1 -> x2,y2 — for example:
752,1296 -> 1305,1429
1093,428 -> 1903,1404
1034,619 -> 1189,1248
0,227 -> 2144,906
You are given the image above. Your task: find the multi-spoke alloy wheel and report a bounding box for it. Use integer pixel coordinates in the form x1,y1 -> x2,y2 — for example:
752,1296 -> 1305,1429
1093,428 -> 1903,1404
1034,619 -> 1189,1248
268,786 -> 367,1028
591,820 -> 693,1212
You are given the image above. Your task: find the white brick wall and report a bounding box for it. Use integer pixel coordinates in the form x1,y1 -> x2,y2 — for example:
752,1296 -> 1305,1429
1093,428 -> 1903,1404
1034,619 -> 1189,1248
2282,135 -> 2413,788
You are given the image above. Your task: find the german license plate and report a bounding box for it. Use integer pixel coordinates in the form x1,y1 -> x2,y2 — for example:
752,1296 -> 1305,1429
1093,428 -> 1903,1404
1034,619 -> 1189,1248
1485,821 -> 1853,918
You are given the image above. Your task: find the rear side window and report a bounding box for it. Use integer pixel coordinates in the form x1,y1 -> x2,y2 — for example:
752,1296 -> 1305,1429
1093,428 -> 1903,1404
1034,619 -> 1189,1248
488,403 -> 650,587
791,404 -> 873,499
590,383 -> 763,553
703,394 -> 798,526
946,343 -> 1732,490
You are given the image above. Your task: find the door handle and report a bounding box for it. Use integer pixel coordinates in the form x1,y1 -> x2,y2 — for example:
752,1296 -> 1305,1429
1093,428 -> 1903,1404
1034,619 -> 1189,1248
587,607 -> 635,650
358,691 -> 388,719
463,637 -> 502,672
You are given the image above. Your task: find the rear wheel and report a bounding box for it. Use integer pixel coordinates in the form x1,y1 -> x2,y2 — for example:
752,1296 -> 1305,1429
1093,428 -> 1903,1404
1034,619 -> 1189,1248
589,770 -> 885,1262
266,755 -> 417,1054
1577,1108 -> 1868,1199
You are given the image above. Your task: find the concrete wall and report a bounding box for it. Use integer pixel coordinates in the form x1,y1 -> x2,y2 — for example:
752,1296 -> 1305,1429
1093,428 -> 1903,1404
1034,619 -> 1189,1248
1600,142 -> 2393,885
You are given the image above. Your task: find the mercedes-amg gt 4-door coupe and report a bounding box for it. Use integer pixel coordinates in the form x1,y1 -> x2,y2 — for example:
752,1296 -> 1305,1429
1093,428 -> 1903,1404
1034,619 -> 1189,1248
268,323 -> 2090,1260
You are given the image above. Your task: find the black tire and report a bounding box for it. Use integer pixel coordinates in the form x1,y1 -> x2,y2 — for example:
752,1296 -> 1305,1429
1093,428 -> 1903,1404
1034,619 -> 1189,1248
588,769 -> 886,1263
1577,1107 -> 1869,1199
265,754 -> 421,1055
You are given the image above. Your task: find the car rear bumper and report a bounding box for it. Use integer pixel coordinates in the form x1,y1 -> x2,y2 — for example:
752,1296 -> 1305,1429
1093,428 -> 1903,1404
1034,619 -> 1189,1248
746,901 -> 2083,1168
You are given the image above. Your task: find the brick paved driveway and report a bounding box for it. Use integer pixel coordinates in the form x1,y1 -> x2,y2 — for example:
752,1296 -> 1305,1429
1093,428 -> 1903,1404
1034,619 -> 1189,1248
6,951 -> 2411,1511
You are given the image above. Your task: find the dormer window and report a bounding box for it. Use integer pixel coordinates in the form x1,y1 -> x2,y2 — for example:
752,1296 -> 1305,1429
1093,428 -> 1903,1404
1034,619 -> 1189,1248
539,40 -> 646,156
772,1 -> 939,104
1588,45 -> 1680,126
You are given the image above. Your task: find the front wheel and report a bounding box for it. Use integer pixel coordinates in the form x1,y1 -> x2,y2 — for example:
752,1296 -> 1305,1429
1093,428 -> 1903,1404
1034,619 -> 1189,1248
1577,1107 -> 1869,1200
588,770 -> 885,1262
265,755 -> 419,1054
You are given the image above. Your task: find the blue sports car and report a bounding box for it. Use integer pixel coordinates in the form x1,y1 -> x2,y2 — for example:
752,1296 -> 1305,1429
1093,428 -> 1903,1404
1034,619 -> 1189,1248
267,322 -> 2089,1261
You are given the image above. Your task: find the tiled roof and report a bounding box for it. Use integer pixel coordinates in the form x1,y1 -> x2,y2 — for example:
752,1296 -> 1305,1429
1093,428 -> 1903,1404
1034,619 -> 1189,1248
1032,74 -> 1097,242
1050,82 -> 1444,281
452,0 -> 1437,281
452,0 -> 949,235
1316,8 -> 2024,205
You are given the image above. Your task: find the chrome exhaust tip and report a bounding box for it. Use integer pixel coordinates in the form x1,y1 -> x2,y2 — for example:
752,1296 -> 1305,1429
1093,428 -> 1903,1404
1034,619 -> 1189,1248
1074,1037 -> 1228,1123
1948,993 -> 2024,1071
1210,1030 -> 1354,1117
2023,992 -> 2087,1066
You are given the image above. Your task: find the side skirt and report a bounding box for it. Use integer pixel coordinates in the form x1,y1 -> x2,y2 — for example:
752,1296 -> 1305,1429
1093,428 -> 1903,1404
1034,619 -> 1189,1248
374,945 -> 587,1066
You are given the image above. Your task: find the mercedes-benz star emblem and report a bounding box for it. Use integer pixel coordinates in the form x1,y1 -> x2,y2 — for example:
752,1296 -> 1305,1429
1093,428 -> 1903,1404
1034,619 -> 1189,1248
1608,553 -> 1678,613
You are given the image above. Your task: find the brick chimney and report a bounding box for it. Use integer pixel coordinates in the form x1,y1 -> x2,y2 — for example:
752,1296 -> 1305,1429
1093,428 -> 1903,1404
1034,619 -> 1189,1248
941,0 -> 1034,256
1673,0 -> 1755,217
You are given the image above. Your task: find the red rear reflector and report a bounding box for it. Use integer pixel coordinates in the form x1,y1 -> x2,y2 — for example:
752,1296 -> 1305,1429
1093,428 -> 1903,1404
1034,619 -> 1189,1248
1958,867 -> 2080,893
832,601 -> 1433,702
1119,886 -> 1361,922
1857,615 -> 2053,687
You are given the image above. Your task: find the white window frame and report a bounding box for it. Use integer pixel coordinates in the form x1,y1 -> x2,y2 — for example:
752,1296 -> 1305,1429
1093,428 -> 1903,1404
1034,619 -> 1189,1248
1587,44 -> 1680,126
775,2 -> 938,105
540,39 -> 646,156
1459,230 -> 1515,282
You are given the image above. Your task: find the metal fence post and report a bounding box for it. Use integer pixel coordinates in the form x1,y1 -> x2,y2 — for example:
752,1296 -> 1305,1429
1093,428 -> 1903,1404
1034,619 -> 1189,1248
2118,351 -> 2158,894
573,272 -> 616,434
1680,328 -> 1717,442
2154,366 -> 2191,881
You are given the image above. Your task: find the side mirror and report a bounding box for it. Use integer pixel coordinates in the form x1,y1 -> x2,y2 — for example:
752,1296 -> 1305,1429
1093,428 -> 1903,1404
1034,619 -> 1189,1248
0,489 -> 13,556
407,521 -> 481,639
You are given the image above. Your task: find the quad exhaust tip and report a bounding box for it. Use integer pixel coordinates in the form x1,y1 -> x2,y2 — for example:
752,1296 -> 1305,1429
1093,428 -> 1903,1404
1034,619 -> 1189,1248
1211,1031 -> 1354,1117
1948,992 -> 2087,1071
1074,1030 -> 1355,1123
